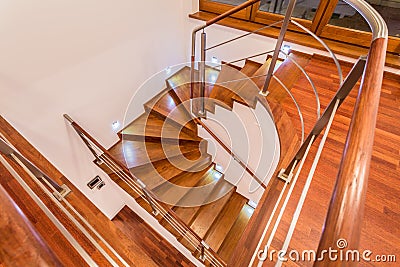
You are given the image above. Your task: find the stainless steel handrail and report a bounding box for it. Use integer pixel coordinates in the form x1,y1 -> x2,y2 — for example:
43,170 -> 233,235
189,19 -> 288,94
344,0 -> 388,39
65,114 -> 226,267
226,50 -> 275,65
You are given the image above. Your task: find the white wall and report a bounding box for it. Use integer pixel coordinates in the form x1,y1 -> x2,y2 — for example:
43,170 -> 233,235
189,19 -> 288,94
198,101 -> 280,204
0,0 -> 190,218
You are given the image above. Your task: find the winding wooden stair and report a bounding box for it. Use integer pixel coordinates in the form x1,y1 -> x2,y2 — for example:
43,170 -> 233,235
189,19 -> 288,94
97,50 -> 316,265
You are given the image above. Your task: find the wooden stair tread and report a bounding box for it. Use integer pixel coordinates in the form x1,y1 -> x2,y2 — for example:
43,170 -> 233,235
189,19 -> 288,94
108,140 -> 201,169
144,91 -> 197,134
240,60 -> 262,77
167,66 -> 191,90
217,204 -> 255,262
206,64 -> 248,111
170,84 -> 192,115
203,192 -> 248,252
121,112 -> 201,142
131,151 -> 211,190
161,168 -> 221,237
249,57 -> 273,89
188,185 -> 235,239
231,58 -> 274,107
173,170 -> 223,228
152,165 -> 214,206
267,51 -> 312,101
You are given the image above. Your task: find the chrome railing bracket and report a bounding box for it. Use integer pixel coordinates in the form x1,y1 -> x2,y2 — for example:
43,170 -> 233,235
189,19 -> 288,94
197,109 -> 206,117
52,184 -> 72,201
201,240 -> 210,249
278,169 -> 293,183
199,240 -> 210,261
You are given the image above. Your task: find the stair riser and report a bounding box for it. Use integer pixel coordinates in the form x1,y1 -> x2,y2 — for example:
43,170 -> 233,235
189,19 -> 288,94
121,133 -> 201,145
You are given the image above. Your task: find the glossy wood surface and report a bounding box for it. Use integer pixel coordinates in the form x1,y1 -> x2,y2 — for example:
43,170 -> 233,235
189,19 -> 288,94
315,37 -> 388,265
229,51 -> 400,266
204,0 -> 260,27
0,185 -> 62,267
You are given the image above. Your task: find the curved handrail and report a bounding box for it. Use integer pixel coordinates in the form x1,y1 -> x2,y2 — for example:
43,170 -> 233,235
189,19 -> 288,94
315,0 -> 388,264
289,20 -> 344,85
344,0 -> 388,40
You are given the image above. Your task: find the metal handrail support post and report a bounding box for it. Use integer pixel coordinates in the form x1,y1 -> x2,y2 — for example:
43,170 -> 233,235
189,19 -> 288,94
199,31 -> 207,116
261,0 -> 298,95
190,0 -> 260,115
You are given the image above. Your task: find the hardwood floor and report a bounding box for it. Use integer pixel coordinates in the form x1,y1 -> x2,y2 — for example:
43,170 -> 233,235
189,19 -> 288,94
229,54 -> 400,266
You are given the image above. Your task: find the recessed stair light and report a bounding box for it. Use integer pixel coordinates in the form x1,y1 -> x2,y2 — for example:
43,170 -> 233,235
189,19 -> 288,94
282,44 -> 291,55
214,171 -> 223,179
112,121 -> 120,131
211,56 -> 219,64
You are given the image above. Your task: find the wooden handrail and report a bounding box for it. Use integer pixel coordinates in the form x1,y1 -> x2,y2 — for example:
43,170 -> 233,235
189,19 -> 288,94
195,118 -> 267,189
315,37 -> 388,265
64,114 -> 226,266
205,0 -> 260,27
0,185 -> 61,266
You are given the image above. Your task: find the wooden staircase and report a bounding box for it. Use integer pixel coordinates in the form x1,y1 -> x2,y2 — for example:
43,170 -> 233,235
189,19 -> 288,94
96,51 -> 315,265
